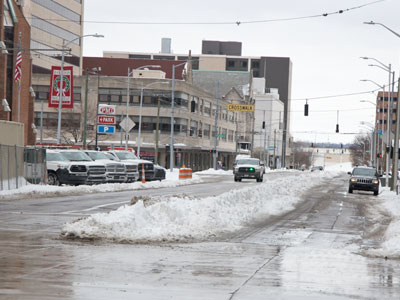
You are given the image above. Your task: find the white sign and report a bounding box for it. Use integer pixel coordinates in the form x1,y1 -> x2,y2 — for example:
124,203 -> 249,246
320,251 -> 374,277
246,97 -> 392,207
120,117 -> 136,132
98,104 -> 116,115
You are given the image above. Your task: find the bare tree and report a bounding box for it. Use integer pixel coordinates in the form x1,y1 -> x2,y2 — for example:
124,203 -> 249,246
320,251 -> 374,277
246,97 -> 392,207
349,134 -> 370,166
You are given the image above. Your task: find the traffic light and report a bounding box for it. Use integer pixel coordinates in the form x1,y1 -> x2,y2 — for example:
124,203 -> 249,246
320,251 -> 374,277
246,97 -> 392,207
335,124 -> 339,133
304,102 -> 309,116
262,121 -> 265,129
340,143 -> 343,149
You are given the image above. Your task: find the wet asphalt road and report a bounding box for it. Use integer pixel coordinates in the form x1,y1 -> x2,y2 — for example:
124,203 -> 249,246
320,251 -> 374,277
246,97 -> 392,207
0,173 -> 400,299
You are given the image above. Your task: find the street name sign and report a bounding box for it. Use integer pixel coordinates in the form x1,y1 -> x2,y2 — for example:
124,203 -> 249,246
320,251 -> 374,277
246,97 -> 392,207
97,125 -> 115,134
98,116 -> 116,124
227,104 -> 255,112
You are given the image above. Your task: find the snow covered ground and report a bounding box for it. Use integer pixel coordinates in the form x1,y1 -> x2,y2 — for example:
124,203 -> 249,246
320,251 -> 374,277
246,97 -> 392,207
0,169 -> 202,201
2,163 -> 400,258
61,163 -> 352,243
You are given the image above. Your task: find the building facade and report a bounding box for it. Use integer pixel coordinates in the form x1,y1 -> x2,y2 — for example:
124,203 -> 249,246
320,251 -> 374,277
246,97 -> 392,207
32,69 -> 252,170
103,40 -> 293,166
0,0 -> 35,145
23,0 -> 84,75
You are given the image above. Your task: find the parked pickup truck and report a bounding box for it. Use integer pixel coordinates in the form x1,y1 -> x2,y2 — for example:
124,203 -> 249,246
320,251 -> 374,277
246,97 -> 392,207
106,150 -> 154,181
57,150 -> 107,185
83,150 -> 128,183
233,157 -> 264,182
46,149 -> 106,185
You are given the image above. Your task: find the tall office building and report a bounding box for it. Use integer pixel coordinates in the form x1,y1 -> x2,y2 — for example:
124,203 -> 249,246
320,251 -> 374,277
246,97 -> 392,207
23,0 -> 84,74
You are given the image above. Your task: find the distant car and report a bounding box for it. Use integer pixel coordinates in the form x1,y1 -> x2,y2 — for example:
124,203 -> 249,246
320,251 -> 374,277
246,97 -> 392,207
311,166 -> 323,172
234,158 -> 264,182
348,166 -> 380,196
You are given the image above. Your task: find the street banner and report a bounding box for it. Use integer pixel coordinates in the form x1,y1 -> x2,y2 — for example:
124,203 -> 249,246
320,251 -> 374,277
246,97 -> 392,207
48,66 -> 74,108
227,104 -> 255,112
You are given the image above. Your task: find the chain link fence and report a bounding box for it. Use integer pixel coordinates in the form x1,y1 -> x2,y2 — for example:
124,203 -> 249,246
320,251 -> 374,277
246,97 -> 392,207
0,145 -> 46,191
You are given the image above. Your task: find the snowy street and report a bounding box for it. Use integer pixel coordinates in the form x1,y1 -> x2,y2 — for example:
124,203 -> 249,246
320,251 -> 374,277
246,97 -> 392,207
1,167 -> 400,299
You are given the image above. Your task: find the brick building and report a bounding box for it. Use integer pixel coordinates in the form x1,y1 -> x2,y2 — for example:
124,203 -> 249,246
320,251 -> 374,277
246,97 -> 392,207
0,0 -> 35,145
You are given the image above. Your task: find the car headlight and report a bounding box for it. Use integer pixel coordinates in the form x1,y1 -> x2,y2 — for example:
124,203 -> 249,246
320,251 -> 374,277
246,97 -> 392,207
234,167 -> 239,172
373,179 -> 379,184
350,178 -> 357,182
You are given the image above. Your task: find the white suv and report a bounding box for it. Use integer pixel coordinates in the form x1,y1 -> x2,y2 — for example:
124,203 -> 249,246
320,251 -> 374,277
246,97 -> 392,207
84,150 -> 128,183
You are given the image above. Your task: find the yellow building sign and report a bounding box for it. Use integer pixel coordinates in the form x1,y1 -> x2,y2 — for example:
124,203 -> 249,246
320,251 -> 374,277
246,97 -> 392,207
227,104 -> 255,112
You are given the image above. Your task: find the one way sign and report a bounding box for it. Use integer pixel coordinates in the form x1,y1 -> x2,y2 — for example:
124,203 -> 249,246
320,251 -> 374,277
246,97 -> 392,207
97,125 -> 115,134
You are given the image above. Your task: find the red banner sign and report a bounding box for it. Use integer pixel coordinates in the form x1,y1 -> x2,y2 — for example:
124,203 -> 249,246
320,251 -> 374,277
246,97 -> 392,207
98,104 -> 116,115
48,66 -> 74,108
98,116 -> 116,124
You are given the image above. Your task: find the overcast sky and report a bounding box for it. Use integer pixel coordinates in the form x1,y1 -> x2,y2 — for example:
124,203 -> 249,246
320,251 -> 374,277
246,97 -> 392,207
82,0 -> 400,144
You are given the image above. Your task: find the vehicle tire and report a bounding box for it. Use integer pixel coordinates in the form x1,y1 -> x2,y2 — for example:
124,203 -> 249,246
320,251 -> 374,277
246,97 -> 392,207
234,177 -> 237,182
374,190 -> 379,196
257,175 -> 263,182
48,172 -> 60,186
238,177 -> 242,182
348,187 -> 353,194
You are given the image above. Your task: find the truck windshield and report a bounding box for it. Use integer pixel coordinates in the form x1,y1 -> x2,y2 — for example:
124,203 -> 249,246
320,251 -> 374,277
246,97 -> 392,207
61,151 -> 92,161
353,168 -> 376,177
237,159 -> 259,165
47,152 -> 69,162
115,152 -> 138,160
87,152 -> 109,160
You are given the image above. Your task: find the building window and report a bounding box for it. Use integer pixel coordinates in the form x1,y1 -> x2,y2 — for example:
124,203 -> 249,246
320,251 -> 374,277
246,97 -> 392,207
190,120 -> 198,137
227,60 -> 235,68
203,124 -> 210,139
241,60 -> 248,68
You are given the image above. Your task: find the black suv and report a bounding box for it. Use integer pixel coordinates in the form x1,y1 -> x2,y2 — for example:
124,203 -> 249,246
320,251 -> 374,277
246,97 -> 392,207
348,166 -> 380,196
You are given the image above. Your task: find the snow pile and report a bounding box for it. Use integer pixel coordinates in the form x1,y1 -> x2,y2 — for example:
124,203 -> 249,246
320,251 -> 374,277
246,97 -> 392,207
62,171 -> 332,242
195,168 -> 233,175
365,188 -> 400,258
0,169 -> 202,201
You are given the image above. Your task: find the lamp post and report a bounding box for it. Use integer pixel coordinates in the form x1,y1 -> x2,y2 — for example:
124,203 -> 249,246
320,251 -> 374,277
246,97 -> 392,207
360,81 -> 386,174
137,81 -> 168,158
170,61 -> 188,172
56,34 -> 104,145
361,57 -> 394,187
93,67 -> 101,150
125,65 -> 161,151
364,21 -> 400,191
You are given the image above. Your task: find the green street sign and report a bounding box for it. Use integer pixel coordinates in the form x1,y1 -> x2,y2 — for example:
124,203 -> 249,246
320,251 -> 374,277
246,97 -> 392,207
216,134 -> 225,138
365,150 -> 371,153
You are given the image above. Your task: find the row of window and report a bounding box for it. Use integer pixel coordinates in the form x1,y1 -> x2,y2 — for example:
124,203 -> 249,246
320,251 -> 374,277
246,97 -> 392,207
378,97 -> 398,101
33,85 -> 82,102
32,0 -> 81,23
31,16 -> 80,45
34,113 -> 235,142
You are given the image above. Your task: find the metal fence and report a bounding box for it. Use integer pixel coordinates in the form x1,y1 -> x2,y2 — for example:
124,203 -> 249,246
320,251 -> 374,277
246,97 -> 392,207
0,145 -> 47,191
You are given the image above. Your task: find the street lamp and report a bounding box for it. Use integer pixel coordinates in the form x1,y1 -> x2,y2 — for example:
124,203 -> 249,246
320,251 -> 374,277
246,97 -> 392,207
56,33 -> 104,145
125,65 -> 161,151
364,21 -> 400,38
361,57 -> 394,188
137,81 -> 168,157
170,61 -> 188,172
363,22 -> 400,192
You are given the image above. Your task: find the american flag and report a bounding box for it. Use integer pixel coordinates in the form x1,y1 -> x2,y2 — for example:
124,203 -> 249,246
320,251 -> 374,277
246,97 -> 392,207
14,39 -> 22,82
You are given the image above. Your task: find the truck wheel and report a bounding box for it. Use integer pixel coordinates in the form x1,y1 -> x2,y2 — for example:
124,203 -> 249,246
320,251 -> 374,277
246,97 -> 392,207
374,190 -> 379,196
348,187 -> 353,194
48,172 -> 60,186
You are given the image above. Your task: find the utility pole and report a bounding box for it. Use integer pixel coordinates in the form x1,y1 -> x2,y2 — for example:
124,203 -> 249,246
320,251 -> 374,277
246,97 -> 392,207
82,68 -> 89,149
213,82 -> 219,170
155,97 -> 160,165
263,110 -> 267,164
392,77 -> 400,192
273,129 -> 277,168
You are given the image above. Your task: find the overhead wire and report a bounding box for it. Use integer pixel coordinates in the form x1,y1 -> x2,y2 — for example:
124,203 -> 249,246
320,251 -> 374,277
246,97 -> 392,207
29,0 -> 384,26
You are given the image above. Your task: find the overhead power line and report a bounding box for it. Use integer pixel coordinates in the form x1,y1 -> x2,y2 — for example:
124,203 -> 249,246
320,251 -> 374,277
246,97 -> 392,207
31,0 -> 384,26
